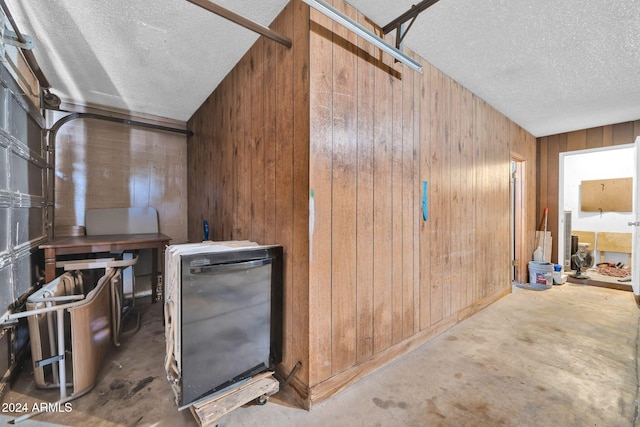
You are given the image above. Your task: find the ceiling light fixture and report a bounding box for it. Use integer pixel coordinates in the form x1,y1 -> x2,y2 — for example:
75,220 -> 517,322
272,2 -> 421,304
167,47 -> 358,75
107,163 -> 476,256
302,0 -> 423,74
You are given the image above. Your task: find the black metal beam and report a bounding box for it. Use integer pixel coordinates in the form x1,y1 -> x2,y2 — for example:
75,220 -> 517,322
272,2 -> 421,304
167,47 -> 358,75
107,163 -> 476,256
381,0 -> 440,35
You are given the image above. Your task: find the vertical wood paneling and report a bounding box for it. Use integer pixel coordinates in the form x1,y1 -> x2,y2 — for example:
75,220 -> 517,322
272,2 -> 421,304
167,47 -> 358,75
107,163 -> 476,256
355,10 -> 375,362
586,127 -> 602,149
402,52 -> 415,339
291,0 -> 310,388
602,125 -> 613,147
613,121 -> 635,145
537,119 -> 640,264
546,134 -> 564,261
450,81 -> 462,313
263,35 -> 277,245
536,137 -> 548,251
189,0 -> 538,406
309,5 -> 333,385
391,58 -> 404,345
461,87 -> 475,307
372,51 -> 394,354
429,65 -> 444,323
419,61 -> 432,331
497,112 -> 511,291
412,51 -> 421,336
251,39 -> 266,243
440,70 -> 452,316
187,0 -> 309,395
567,129 -> 586,152
224,77 -> 236,240
56,115 -> 188,244
273,2 -> 295,379
237,53 -> 251,239
330,0 -> 358,375
473,97 -> 485,299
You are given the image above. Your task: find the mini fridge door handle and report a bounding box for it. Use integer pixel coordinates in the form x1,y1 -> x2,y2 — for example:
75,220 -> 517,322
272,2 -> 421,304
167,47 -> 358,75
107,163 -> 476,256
190,258 -> 272,275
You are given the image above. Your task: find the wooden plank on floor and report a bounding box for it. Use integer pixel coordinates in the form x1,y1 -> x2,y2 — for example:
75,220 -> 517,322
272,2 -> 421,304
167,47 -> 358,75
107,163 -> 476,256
190,372 -> 279,427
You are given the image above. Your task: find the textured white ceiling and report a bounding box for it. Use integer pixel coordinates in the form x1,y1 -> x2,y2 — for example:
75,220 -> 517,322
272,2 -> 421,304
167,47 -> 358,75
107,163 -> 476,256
348,0 -> 640,137
5,0 -> 290,121
5,0 -> 640,136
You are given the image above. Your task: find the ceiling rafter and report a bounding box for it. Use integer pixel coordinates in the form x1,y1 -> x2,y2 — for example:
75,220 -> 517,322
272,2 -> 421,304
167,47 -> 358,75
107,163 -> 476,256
185,0 -> 292,48
382,0 -> 440,49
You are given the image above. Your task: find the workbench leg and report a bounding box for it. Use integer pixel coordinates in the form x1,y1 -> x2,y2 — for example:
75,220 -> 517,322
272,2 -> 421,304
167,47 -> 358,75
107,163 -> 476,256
44,248 -> 56,283
151,248 -> 158,303
160,244 -> 166,304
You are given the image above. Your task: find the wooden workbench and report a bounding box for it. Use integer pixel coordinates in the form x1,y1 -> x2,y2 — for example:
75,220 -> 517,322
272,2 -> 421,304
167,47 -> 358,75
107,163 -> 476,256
39,233 -> 171,303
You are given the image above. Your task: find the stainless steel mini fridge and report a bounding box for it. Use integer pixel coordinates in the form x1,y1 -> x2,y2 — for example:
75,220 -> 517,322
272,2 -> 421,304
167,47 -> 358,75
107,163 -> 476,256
164,242 -> 283,408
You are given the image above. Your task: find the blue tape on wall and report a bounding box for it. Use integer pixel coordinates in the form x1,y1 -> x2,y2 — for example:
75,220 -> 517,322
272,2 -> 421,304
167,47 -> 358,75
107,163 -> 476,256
422,180 -> 428,221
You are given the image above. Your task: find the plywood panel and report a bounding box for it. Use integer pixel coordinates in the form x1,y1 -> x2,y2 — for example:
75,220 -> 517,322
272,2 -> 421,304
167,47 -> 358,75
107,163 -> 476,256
571,230 -> 596,248
581,178 -> 632,212
596,231 -> 632,254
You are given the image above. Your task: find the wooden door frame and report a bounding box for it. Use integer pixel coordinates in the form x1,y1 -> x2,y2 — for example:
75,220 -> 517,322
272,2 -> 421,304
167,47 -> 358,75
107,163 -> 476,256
511,154 -> 527,283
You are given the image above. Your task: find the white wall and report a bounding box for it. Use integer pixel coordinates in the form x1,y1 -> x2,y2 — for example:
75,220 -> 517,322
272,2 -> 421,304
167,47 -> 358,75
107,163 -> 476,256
561,145 -> 634,265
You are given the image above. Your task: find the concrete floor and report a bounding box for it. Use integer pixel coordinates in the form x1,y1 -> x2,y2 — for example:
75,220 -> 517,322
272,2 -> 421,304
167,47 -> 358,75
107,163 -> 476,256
1,282 -> 639,426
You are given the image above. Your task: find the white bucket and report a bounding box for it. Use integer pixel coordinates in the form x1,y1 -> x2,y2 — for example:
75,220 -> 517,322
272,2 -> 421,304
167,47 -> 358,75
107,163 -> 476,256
529,261 -> 554,287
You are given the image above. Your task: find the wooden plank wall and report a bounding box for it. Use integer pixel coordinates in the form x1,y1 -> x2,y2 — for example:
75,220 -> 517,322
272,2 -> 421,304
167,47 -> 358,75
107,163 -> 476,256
186,1 -> 310,390
187,0 -> 537,407
53,110 -> 188,244
308,0 -> 536,400
537,120 -> 640,262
